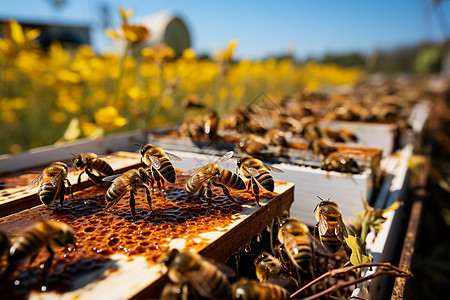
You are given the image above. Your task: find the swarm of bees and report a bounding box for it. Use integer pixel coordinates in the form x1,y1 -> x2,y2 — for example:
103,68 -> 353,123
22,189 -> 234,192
158,197 -> 353,299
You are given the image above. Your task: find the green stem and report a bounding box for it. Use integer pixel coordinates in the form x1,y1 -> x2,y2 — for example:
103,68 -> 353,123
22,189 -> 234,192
113,43 -> 130,106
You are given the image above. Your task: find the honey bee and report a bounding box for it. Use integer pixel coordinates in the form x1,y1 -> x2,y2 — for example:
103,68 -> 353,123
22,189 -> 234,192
314,198 -> 348,253
72,152 -> 114,189
310,138 -> 337,156
265,129 -> 288,147
104,167 -> 154,218
254,251 -> 284,282
277,217 -> 313,273
231,278 -> 290,300
163,249 -> 233,300
159,282 -> 193,300
183,151 -> 246,208
322,151 -> 360,174
204,109 -> 220,140
179,115 -> 206,141
139,144 -> 182,191
323,127 -> 358,143
254,252 -> 300,293
2,220 -> 75,279
236,134 -> 267,156
28,162 -> 72,206
237,156 -> 283,206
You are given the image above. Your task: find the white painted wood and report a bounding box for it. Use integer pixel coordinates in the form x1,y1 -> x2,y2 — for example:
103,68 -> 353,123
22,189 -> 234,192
0,131 -> 147,174
320,120 -> 397,157
165,150 -> 373,227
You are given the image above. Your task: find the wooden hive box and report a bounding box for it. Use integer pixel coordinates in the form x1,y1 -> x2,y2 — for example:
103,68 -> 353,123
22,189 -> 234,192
0,146 -> 294,299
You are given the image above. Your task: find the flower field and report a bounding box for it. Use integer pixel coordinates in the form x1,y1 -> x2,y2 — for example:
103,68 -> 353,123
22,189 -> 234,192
0,9 -> 364,155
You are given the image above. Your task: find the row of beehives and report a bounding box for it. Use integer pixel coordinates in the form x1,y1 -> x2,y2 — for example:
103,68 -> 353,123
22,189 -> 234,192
150,75 -> 431,226
0,144 -> 368,300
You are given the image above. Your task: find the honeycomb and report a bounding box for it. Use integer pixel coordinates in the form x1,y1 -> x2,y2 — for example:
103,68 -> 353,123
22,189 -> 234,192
0,168 -> 276,297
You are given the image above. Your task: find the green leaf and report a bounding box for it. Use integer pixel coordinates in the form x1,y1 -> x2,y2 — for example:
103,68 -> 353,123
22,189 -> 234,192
345,235 -> 373,276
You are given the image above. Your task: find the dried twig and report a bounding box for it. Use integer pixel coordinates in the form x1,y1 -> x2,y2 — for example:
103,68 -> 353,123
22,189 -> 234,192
290,262 -> 412,299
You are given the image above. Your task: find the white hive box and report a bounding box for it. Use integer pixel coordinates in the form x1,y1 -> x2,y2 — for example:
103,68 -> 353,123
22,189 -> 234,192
320,120 -> 397,157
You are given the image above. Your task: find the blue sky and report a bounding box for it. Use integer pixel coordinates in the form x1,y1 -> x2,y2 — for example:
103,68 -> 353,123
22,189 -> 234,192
1,0 -> 449,59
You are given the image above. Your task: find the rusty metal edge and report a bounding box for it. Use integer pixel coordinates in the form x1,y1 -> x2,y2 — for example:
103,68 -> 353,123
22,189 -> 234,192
390,157 -> 429,299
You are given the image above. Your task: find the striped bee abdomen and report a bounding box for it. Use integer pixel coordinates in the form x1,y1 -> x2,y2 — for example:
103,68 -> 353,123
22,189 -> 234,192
157,158 -> 176,183
8,228 -> 47,263
254,171 -> 274,192
38,180 -> 58,205
105,181 -> 127,207
92,159 -> 114,176
218,170 -> 245,190
199,262 -> 231,299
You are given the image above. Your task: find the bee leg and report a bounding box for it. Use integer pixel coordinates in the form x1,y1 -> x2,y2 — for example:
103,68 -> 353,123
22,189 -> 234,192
212,182 -> 241,206
143,185 -> 152,211
29,252 -> 39,265
152,167 -> 163,191
129,190 -> 136,219
250,177 -> 261,206
85,169 -> 102,185
76,171 -> 84,192
205,182 -> 213,208
59,182 -> 66,207
42,245 -> 54,276
65,179 -> 74,202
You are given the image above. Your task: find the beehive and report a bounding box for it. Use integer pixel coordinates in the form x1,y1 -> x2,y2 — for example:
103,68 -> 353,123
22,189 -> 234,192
0,151 -> 293,299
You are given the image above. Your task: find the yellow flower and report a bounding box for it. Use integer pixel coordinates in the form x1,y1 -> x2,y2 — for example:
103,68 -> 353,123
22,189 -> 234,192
161,96 -> 174,109
119,7 -> 134,24
106,8 -> 150,46
218,87 -> 228,100
49,111 -> 67,124
94,105 -> 127,131
182,48 -> 196,60
142,44 -> 175,65
214,40 -> 238,62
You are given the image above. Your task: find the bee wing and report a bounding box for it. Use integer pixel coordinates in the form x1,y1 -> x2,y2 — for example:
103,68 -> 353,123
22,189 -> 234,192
149,156 -> 161,170
187,260 -> 234,298
28,172 -> 44,189
191,173 -> 215,185
51,170 -> 64,188
102,174 -> 123,182
264,164 -> 284,173
317,216 -> 330,237
182,166 -> 203,176
335,217 -> 349,242
207,258 -> 236,278
307,232 -> 333,256
215,151 -> 234,165
244,166 -> 259,177
165,151 -> 182,161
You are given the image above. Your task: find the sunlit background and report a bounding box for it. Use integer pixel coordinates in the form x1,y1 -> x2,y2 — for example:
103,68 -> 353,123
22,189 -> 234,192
0,0 -> 449,155
0,1 -> 449,299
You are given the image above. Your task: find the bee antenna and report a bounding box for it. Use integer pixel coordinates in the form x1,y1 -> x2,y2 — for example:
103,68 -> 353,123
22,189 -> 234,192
313,203 -> 319,212
317,195 -> 324,201
70,153 -> 76,157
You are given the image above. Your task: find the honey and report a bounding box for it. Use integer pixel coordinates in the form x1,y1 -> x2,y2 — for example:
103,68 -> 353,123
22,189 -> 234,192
0,168 -> 274,297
